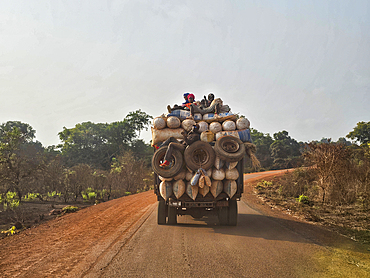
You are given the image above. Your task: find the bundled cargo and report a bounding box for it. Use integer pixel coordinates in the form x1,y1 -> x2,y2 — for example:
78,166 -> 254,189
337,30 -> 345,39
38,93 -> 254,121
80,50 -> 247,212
151,127 -> 184,146
209,122 -> 222,134
167,116 -> 181,129
153,117 -> 167,130
152,92 -> 258,226
198,121 -> 209,132
199,184 -> 210,197
223,180 -> 237,198
222,120 -> 236,131
186,181 -> 198,201
173,180 -> 186,199
236,117 -> 250,130
215,128 -> 252,143
210,180 -> 223,198
159,181 -> 173,201
167,109 -> 202,121
202,112 -> 237,123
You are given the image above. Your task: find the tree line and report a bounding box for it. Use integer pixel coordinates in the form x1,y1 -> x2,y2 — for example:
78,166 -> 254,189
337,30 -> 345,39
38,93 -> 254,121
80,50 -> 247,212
251,121 -> 370,207
1,109 -> 369,208
247,126 -> 357,171
0,110 -> 153,209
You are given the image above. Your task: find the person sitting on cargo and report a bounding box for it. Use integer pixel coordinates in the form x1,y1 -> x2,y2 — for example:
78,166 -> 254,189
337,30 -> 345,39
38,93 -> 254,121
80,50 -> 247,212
159,124 -> 200,168
183,93 -> 197,110
182,92 -> 190,106
189,93 -> 221,116
200,93 -> 215,108
167,92 -> 192,113
207,93 -> 215,107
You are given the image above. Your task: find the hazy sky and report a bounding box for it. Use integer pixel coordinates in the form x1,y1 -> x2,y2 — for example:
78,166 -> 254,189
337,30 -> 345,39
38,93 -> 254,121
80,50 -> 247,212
1,0 -> 369,146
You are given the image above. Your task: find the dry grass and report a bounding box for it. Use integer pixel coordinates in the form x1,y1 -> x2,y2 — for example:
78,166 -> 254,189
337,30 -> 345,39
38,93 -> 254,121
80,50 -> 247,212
253,169 -> 370,244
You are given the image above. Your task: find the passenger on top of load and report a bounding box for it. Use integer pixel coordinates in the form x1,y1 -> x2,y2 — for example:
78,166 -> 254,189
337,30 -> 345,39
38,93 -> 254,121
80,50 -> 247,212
189,93 -> 221,116
201,93 -> 214,108
183,93 -> 197,110
167,92 -> 193,113
158,123 -> 200,168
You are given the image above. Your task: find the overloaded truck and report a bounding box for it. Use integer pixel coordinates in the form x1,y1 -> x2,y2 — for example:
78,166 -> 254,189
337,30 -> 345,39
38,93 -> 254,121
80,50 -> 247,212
151,97 -> 255,225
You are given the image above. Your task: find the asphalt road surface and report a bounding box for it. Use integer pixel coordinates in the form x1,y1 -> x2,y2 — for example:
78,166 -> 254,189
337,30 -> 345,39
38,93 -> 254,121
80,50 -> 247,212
83,170 -> 368,278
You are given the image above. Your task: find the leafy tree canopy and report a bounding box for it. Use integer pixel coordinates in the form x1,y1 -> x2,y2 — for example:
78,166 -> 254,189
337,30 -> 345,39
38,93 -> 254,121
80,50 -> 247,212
58,110 -> 152,169
0,121 -> 35,144
270,130 -> 301,162
346,121 -> 370,146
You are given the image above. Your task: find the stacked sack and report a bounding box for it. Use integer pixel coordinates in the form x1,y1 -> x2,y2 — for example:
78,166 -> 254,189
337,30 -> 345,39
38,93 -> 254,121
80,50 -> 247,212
152,104 -> 253,201
151,112 -> 252,146
158,156 -> 242,201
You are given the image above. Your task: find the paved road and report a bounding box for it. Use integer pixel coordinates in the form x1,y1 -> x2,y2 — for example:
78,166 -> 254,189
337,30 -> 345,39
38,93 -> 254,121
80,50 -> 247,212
93,170 -> 329,278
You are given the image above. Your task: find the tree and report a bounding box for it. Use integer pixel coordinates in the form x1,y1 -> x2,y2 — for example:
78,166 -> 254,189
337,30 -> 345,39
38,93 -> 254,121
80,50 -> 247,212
336,137 -> 352,146
0,121 -> 35,143
58,110 -> 152,169
58,122 -> 110,168
347,121 -> 370,146
303,142 -> 352,203
250,128 -> 274,169
270,131 -> 301,169
0,121 -> 44,200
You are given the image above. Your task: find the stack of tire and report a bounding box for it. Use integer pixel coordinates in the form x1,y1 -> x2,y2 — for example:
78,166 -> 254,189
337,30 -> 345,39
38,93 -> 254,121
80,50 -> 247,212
152,112 -> 252,202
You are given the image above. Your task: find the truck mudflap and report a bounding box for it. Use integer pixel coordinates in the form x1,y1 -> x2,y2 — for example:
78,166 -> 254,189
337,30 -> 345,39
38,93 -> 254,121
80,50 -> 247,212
168,199 -> 233,208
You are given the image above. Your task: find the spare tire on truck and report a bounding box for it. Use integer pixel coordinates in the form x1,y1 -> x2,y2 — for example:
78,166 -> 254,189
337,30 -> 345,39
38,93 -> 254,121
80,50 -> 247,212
152,146 -> 184,178
184,141 -> 215,172
214,136 -> 245,162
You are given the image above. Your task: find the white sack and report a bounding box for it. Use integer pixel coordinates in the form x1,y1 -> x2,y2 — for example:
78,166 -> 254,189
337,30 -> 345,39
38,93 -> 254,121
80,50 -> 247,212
160,181 -> 173,201
153,117 -> 166,130
173,180 -> 186,199
167,116 -> 181,129
223,180 -> 237,198
222,120 -> 236,131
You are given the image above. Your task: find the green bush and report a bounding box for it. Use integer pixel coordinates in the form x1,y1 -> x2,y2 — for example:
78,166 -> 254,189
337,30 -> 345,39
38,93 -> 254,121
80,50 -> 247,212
0,192 -> 20,210
62,206 -> 79,213
256,180 -> 273,190
23,192 -> 40,201
82,187 -> 97,201
297,194 -> 310,205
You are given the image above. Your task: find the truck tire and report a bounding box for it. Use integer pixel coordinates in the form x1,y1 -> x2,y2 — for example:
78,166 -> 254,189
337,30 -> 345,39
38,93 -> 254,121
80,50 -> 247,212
158,200 -> 166,225
214,136 -> 245,162
218,207 -> 228,226
167,205 -> 177,225
184,141 -> 215,171
152,146 -> 184,178
228,200 -> 237,226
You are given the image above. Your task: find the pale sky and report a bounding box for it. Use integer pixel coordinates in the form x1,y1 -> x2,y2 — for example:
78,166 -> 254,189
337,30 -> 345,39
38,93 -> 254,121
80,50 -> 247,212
0,0 -> 369,146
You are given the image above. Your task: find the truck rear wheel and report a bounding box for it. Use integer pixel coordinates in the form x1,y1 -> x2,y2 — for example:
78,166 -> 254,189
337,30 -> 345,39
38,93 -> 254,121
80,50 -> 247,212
228,200 -> 238,226
218,207 -> 228,226
158,200 -> 166,225
167,205 -> 177,224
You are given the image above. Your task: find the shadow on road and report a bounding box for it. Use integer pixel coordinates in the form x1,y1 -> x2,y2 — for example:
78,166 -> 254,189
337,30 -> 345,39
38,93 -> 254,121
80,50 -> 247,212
172,212 -> 369,254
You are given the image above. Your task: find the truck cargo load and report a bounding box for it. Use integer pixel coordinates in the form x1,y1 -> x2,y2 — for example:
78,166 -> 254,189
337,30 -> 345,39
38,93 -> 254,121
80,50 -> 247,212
151,93 -> 257,225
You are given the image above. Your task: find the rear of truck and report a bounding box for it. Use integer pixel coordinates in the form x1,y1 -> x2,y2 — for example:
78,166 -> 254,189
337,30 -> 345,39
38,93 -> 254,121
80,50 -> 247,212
151,105 -> 254,226
153,158 -> 244,225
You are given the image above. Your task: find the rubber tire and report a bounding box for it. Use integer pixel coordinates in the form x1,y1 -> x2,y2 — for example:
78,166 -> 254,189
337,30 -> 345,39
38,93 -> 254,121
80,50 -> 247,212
214,136 -> 245,162
218,207 -> 229,226
167,205 -> 177,225
158,200 -> 166,225
184,141 -> 215,171
152,146 -> 184,178
228,200 -> 238,226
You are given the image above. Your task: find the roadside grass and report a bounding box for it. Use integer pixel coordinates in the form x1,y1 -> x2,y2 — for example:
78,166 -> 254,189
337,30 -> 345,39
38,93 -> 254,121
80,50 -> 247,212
253,170 -> 370,245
